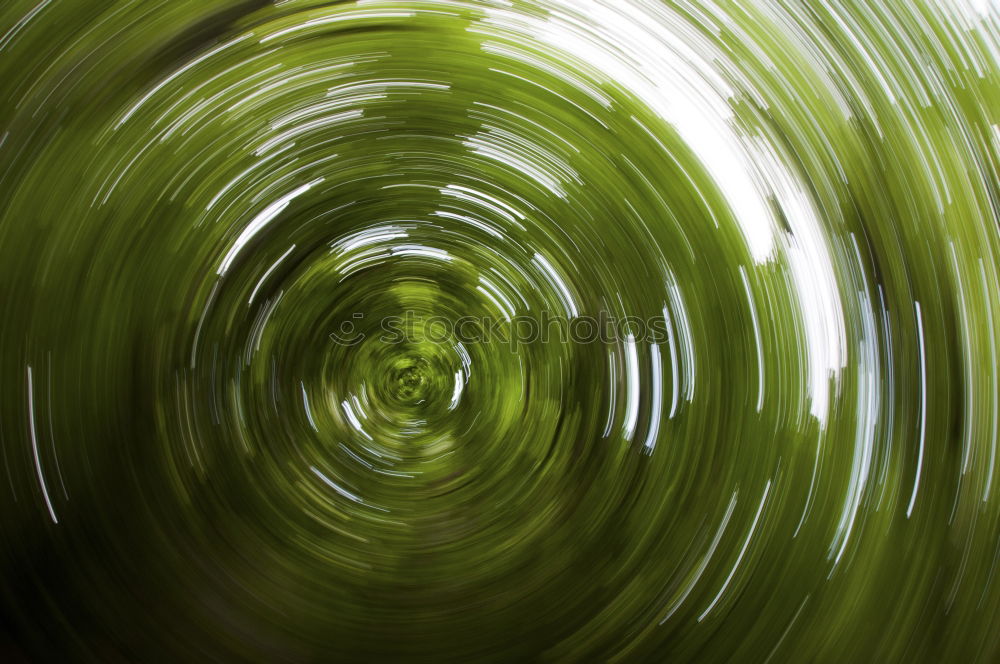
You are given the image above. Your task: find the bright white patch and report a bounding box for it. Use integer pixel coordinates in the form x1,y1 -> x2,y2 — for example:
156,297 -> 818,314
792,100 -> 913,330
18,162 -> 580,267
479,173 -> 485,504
753,137 -> 846,425
476,0 -> 776,260
449,371 -> 464,411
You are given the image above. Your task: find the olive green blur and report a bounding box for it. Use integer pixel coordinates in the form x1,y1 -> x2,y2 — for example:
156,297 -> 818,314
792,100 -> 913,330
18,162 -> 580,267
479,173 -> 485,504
0,0 -> 999,662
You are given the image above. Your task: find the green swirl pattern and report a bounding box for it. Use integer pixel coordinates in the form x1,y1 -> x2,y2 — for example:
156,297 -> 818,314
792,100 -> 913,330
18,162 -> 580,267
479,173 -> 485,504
2,0 -> 999,661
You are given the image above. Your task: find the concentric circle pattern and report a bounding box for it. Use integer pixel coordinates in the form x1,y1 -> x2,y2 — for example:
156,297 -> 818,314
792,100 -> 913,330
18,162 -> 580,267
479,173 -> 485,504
1,0 -> 1000,661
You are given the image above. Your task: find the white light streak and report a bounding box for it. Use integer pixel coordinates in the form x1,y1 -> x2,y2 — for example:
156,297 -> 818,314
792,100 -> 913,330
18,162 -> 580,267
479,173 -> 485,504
249,244 -> 296,306
301,382 -> 319,432
740,266 -> 765,412
311,466 -> 363,503
698,480 -> 771,621
27,366 -> 58,523
218,179 -> 323,276
907,301 -> 928,518
532,252 -> 579,318
643,343 -> 663,452
623,334 -> 640,441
